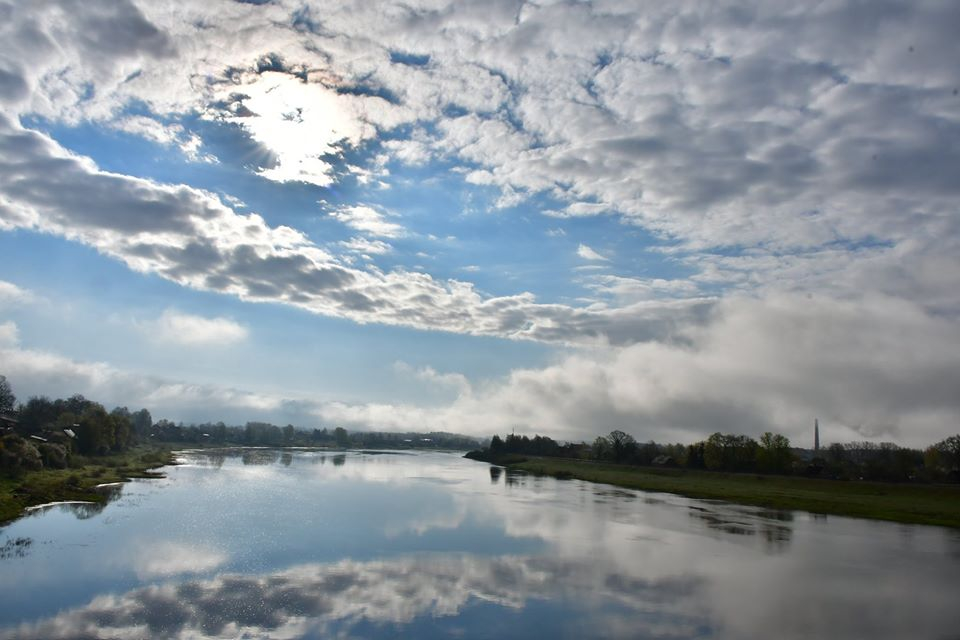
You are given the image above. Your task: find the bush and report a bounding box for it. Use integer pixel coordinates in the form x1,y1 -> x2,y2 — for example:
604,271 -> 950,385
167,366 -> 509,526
0,434 -> 44,475
38,442 -> 69,469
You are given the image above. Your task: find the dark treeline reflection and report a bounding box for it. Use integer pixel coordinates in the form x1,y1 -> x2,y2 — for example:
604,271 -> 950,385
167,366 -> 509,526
190,448 -> 351,470
190,448 -> 347,468
18,482 -> 126,524
0,537 -> 32,560
241,449 -> 279,466
688,505 -> 793,553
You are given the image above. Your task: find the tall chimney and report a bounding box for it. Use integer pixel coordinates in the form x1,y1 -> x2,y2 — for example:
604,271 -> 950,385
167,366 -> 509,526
814,418 -> 820,452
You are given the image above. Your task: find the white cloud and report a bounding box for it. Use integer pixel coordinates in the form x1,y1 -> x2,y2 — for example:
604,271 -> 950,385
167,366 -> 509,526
108,115 -> 214,163
394,361 -> 471,397
0,0 -> 957,447
329,205 -> 405,238
0,340 -> 287,423
587,275 -> 701,304
0,320 -> 19,347
338,236 -> 393,255
0,116 -> 712,346
573,265 -> 608,272
151,310 -> 248,346
361,293 -> 960,448
0,280 -> 35,305
0,0 -> 955,266
3,289 -> 960,447
577,244 -> 608,261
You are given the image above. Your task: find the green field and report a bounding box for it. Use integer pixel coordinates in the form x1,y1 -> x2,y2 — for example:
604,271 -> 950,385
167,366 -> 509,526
506,457 -> 960,528
0,446 -> 176,524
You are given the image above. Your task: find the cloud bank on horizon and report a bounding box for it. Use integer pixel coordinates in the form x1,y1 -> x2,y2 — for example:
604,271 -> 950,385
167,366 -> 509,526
0,0 -> 958,446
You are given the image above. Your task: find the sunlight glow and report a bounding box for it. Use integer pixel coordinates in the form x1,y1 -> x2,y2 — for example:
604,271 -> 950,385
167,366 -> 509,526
219,72 -> 369,187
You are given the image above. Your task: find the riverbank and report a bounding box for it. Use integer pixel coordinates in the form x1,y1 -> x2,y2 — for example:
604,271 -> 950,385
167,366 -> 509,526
0,446 -> 176,524
488,456 -> 960,528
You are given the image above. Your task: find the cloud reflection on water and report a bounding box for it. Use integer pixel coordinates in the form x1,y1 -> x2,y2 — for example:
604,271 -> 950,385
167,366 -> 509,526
2,554 -> 706,640
133,542 -> 228,579
5,533 -> 958,640
3,450 -> 959,640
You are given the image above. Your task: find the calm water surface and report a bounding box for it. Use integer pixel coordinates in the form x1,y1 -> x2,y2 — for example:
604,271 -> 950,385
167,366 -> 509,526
1,449 -> 958,639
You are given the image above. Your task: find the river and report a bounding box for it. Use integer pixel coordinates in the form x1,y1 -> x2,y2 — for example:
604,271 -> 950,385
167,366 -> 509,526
1,449 -> 957,639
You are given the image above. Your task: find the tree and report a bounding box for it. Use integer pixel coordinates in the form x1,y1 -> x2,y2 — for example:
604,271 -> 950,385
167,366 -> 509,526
704,433 -> 758,472
333,426 -> 349,448
110,412 -> 132,451
686,442 -> 706,469
638,441 -> 660,466
0,375 -> 15,414
592,436 -> 610,460
63,394 -> 93,416
607,430 -> 637,462
131,408 -> 152,435
931,435 -> 960,478
757,432 -> 793,474
77,403 -> 113,455
936,435 -> 960,463
19,396 -> 57,434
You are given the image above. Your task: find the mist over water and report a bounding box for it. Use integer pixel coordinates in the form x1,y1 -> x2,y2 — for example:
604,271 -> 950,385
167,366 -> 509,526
1,450 -> 957,639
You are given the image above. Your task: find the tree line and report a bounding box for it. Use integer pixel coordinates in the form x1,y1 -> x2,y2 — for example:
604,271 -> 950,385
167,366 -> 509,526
147,419 -> 478,450
477,429 -> 960,483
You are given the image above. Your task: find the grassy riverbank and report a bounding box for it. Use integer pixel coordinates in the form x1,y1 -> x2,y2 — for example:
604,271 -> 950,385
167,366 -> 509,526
0,446 -> 176,524
504,457 -> 960,528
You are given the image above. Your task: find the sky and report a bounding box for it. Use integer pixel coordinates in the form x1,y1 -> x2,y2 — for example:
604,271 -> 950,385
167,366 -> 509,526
0,0 -> 958,448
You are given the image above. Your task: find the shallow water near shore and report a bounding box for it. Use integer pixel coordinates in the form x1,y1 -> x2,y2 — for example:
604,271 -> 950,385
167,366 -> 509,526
1,449 -> 958,639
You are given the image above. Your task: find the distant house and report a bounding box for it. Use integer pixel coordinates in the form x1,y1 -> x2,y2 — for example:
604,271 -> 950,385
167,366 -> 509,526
0,414 -> 18,432
652,455 -> 677,467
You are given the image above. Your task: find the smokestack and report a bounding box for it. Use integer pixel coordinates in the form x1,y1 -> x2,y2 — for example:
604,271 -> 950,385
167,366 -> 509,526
814,418 -> 820,452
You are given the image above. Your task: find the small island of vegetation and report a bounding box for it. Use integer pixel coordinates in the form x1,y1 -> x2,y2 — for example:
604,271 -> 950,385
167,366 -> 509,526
466,430 -> 960,528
